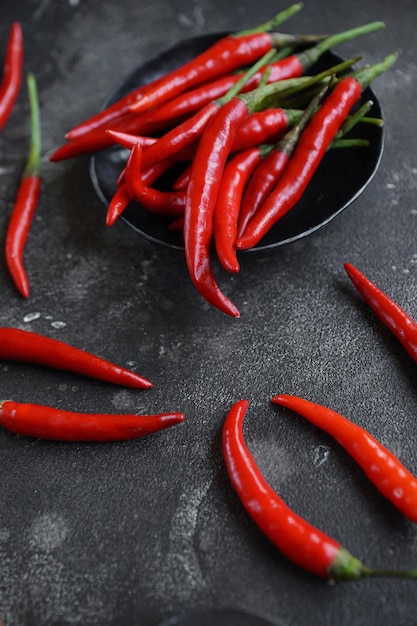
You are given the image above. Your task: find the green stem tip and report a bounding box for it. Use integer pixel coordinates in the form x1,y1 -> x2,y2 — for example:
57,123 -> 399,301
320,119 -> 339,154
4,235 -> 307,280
25,72 -> 42,178
330,548 -> 417,581
236,3 -> 303,36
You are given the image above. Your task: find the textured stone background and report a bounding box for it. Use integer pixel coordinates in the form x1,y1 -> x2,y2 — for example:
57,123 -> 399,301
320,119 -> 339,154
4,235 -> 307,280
0,1 -> 416,624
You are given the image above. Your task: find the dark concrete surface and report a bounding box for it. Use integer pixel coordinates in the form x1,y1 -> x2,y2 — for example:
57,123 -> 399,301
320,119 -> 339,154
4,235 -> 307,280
0,1 -> 416,625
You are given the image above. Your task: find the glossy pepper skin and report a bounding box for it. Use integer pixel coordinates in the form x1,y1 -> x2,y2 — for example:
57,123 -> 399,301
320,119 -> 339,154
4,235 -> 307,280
127,3 -> 308,115
237,76 -> 362,249
0,327 -> 152,389
183,97 -> 248,318
5,73 -> 41,298
272,394 -> 417,523
0,400 -> 184,442
0,22 -> 23,131
344,262 -> 417,364
222,399 -> 366,580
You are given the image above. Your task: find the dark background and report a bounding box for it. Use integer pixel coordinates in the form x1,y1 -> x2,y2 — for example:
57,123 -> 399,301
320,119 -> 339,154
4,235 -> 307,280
0,1 -> 416,625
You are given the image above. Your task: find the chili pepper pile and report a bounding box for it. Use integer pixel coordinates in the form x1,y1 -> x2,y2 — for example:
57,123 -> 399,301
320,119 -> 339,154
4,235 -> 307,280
49,7 -> 394,317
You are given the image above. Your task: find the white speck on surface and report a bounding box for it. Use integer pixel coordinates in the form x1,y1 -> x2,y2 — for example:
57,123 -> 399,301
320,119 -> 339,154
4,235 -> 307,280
313,445 -> 330,467
51,321 -> 66,329
23,312 -> 42,323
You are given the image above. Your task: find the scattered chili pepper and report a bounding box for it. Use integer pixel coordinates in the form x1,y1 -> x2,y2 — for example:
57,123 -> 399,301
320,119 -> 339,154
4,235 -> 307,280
128,4 -> 312,114
0,22 -> 23,132
5,73 -> 41,298
272,394 -> 417,523
222,399 -> 417,580
344,262 -> 417,365
0,399 -> 184,442
0,327 -> 153,389
237,53 -> 397,250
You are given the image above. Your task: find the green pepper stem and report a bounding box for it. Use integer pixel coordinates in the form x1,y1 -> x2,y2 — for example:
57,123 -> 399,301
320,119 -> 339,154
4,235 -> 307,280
351,52 -> 398,89
330,548 -> 417,581
297,21 -> 385,70
331,138 -> 370,149
241,55 -> 359,112
24,72 -> 41,178
236,3 -> 303,36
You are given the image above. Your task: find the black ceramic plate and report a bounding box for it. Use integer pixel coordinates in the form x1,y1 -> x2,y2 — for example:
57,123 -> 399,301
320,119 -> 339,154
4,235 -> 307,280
90,33 -> 384,251
158,608 -> 278,626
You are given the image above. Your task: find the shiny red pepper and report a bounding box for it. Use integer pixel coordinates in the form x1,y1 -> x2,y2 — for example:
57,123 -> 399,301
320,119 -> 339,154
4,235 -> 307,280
238,82 -> 328,236
344,262 -> 417,364
115,142 -> 185,224
0,399 -> 184,441
0,22 -> 23,131
5,73 -> 41,298
223,399 -> 417,580
272,394 -> 417,523
0,327 -> 152,389
213,146 -> 264,273
183,97 -> 249,317
128,5 -> 308,115
223,400 -> 375,579
237,54 -> 397,250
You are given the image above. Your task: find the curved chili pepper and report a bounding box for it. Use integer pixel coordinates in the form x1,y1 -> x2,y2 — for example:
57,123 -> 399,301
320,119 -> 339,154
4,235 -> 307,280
213,146 -> 265,273
0,399 -> 183,442
223,399 -> 417,580
272,394 -> 417,523
183,96 -> 249,317
128,5 -> 310,114
0,327 -> 152,389
0,22 -> 23,131
237,53 -> 397,250
5,73 -> 41,298
238,81 -> 329,236
344,262 -> 417,365
107,142 -> 185,225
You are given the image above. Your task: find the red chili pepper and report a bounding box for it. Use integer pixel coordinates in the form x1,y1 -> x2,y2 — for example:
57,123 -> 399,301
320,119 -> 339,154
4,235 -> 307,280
223,399 -> 382,580
183,96 -> 249,317
106,182 -> 131,226
344,262 -> 417,365
0,399 -> 183,442
0,327 -> 152,389
213,147 -> 265,273
128,5 -> 309,114
107,107 -> 301,165
0,22 -> 23,131
237,53 -> 397,250
223,399 -> 417,580
107,142 -> 185,225
238,82 -> 329,236
272,394 -> 417,523
5,73 -> 41,298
